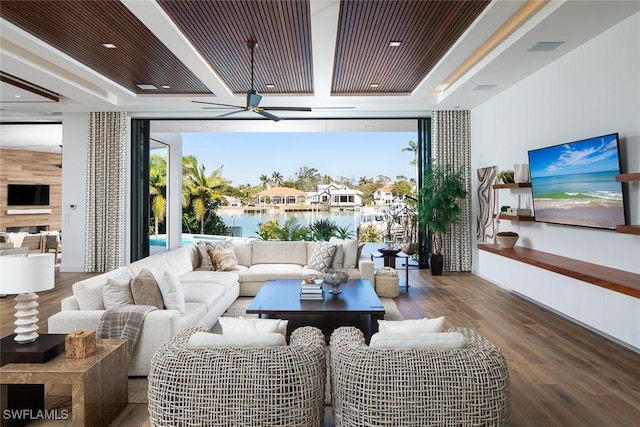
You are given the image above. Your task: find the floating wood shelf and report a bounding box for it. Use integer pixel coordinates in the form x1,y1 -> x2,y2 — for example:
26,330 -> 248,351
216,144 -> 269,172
615,173 -> 640,182
492,182 -> 532,189
478,243 -> 640,298
616,225 -> 640,235
494,213 -> 534,221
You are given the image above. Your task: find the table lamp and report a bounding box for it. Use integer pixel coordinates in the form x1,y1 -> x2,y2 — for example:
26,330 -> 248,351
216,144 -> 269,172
0,253 -> 55,344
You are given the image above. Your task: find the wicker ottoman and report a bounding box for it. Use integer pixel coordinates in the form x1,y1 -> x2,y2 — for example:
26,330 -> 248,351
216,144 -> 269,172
375,267 -> 399,298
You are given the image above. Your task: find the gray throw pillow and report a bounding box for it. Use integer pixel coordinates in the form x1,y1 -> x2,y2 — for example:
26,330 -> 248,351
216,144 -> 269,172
308,242 -> 337,272
131,268 -> 164,309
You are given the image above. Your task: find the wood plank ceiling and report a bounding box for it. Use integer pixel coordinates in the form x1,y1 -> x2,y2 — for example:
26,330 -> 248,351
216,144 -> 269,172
0,0 -> 491,98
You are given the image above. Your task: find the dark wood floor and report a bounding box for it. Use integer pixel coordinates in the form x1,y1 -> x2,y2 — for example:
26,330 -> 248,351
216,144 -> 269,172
2,267 -> 639,426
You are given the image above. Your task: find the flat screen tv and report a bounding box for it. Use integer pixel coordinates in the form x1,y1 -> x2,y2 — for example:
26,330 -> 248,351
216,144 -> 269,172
7,184 -> 50,206
527,133 -> 626,230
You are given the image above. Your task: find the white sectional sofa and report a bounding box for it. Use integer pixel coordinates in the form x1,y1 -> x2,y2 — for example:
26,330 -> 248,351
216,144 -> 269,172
48,239 -> 373,375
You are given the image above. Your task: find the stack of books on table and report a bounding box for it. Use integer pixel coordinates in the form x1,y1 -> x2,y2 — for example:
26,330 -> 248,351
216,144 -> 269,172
300,283 -> 325,300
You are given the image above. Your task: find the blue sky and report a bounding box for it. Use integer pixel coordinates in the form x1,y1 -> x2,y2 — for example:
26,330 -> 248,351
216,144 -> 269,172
181,132 -> 417,186
528,134 -> 620,178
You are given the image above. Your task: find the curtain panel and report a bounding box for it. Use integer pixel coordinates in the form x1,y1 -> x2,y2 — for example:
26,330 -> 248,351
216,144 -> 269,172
431,110 -> 472,271
85,112 -> 127,272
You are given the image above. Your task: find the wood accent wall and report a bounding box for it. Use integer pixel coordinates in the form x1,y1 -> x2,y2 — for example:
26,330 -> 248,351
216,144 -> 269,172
0,149 -> 62,232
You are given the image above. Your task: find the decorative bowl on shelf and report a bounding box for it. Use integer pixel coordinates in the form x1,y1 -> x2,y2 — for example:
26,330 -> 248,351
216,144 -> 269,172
323,270 -> 349,294
496,232 -> 519,249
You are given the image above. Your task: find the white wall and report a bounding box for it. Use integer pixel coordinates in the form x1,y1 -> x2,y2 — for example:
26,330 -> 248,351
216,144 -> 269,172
471,11 -> 640,274
60,113 -> 89,272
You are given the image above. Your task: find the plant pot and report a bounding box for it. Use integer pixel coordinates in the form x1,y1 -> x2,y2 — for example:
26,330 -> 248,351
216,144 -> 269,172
496,234 -> 519,249
430,253 -> 443,276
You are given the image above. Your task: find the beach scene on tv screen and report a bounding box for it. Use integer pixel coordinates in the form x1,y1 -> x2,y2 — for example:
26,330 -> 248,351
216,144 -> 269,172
528,134 -> 625,230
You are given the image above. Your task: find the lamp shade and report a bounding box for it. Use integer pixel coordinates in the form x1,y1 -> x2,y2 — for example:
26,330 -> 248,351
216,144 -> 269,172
0,253 -> 55,294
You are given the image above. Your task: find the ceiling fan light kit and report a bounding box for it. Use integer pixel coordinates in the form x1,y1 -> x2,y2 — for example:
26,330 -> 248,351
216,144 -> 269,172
193,38 -> 312,122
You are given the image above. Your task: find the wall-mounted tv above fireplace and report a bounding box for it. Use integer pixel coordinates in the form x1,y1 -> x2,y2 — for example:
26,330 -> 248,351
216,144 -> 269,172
527,133 -> 626,230
7,184 -> 50,206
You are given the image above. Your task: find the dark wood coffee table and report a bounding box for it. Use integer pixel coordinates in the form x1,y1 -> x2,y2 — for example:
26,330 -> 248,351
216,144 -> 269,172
246,279 -> 385,341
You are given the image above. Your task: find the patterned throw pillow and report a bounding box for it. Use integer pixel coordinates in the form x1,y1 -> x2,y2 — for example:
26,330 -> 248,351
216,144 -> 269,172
130,268 -> 164,309
308,242 -> 337,272
208,248 -> 239,271
197,240 -> 233,270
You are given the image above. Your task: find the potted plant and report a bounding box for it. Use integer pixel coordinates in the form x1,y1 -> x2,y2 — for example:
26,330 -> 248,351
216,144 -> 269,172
418,164 -> 468,275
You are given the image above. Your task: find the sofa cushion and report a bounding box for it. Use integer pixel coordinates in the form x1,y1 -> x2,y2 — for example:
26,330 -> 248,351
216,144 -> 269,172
179,302 -> 207,329
180,270 -> 240,294
307,242 -> 337,272
219,317 -> 288,336
377,317 -> 445,334
196,242 -> 214,270
369,332 -> 467,350
163,245 -> 197,276
131,268 -> 164,310
188,331 -> 286,348
102,272 -> 134,310
128,252 -> 169,278
208,248 -> 238,271
181,283 -> 226,310
232,240 -> 253,266
252,241 -> 308,265
242,264 -> 303,283
73,266 -> 133,310
156,266 -> 186,314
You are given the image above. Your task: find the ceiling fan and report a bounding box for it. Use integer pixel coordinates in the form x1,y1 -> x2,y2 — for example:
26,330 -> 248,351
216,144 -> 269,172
193,38 -> 312,122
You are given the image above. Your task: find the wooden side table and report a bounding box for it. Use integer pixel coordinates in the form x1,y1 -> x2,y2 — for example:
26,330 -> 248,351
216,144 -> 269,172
1,339 -> 128,427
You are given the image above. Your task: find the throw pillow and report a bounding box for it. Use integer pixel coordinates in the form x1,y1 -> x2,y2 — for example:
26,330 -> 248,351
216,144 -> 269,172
369,332 -> 467,349
188,331 -> 286,348
130,268 -> 164,310
156,266 -> 186,314
377,316 -> 445,334
308,242 -> 337,272
219,317 -> 288,336
356,242 -> 366,266
329,238 -> 360,268
196,242 -> 214,270
102,275 -> 134,310
208,248 -> 238,271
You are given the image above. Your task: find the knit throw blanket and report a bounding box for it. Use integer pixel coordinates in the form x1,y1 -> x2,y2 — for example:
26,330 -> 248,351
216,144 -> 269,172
98,305 -> 157,357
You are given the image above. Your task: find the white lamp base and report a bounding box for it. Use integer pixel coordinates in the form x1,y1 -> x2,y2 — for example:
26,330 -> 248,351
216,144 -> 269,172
13,292 -> 40,344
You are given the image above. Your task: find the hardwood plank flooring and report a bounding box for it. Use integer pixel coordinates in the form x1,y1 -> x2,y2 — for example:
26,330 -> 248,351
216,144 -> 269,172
1,268 -> 639,426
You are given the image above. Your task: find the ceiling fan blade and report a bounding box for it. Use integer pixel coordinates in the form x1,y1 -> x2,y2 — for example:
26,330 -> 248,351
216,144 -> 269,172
215,109 -> 245,119
192,100 -> 244,109
255,109 -> 281,122
262,106 -> 312,112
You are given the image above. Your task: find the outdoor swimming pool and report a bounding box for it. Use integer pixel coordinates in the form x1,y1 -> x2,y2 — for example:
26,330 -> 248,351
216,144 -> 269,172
149,234 -> 229,247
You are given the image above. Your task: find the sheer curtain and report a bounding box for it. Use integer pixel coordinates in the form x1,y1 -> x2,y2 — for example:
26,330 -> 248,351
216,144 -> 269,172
431,110 -> 472,271
84,112 -> 127,272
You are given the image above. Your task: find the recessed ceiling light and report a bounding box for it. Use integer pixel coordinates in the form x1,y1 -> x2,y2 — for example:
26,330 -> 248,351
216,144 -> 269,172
136,84 -> 158,90
528,41 -> 564,52
102,43 -> 117,49
13,94 -> 22,98
389,41 -> 402,47
473,84 -> 496,91
370,83 -> 380,88
161,85 -> 171,89
266,83 -> 275,89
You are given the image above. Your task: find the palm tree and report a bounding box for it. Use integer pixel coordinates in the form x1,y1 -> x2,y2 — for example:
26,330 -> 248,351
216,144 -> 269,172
149,154 -> 167,236
271,171 -> 283,186
183,161 -> 229,234
259,174 -> 270,189
401,140 -> 418,166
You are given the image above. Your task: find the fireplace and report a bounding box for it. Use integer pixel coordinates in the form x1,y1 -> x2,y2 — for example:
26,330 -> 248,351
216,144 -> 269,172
5,225 -> 50,233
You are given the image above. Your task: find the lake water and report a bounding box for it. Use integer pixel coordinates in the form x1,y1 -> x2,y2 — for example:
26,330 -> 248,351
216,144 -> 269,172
218,209 -> 365,238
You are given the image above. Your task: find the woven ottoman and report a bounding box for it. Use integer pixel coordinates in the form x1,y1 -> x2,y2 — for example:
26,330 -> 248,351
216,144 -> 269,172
375,267 -> 399,298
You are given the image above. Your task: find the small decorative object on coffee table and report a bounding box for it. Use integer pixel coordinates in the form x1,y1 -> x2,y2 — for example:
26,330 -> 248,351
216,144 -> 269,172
323,270 -> 349,294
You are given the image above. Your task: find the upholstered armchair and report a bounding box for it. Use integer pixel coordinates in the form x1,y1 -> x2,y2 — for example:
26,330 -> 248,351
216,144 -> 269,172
148,326 -> 326,427
329,326 -> 510,426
